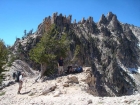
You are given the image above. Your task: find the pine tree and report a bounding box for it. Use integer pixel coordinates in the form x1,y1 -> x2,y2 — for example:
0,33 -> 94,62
29,24 -> 69,77
0,39 -> 8,84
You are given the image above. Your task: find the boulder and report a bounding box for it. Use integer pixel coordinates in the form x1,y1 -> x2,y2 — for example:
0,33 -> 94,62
41,84 -> 57,95
56,79 -> 62,83
67,76 -> 79,84
87,99 -> 92,104
81,73 -> 91,84
63,83 -> 69,87
83,67 -> 92,73
53,90 -> 62,97
2,81 -> 15,88
80,82 -> 89,91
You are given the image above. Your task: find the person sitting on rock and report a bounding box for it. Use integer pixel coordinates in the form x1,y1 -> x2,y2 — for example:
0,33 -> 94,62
67,65 -> 74,74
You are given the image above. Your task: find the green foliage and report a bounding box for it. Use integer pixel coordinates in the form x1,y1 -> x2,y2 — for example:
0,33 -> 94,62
74,45 -> 80,57
29,24 -> 69,74
23,29 -> 33,38
71,45 -> 80,62
44,62 -> 57,76
0,39 -> 8,84
7,54 -> 17,67
28,92 -> 35,96
5,46 -> 17,67
17,43 -> 24,54
0,91 -> 5,96
24,30 -> 26,36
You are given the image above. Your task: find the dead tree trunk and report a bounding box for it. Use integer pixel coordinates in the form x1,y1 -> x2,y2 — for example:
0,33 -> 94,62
40,63 -> 47,78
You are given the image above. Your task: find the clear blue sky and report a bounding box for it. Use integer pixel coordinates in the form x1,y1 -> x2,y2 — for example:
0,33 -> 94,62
0,0 -> 140,46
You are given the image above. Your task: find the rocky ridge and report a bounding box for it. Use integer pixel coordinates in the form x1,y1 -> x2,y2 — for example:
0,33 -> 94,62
8,12 -> 140,96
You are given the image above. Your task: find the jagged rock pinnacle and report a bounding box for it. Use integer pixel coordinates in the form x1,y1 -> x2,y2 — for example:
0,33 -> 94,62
98,14 -> 108,25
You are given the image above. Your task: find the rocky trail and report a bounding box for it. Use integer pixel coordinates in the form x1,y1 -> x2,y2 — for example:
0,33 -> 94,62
0,67 -> 140,105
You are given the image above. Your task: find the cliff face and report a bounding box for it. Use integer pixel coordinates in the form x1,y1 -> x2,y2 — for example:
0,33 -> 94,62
11,12 -> 140,96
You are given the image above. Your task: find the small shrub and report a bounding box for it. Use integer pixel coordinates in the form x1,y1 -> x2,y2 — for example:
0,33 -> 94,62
29,92 -> 35,96
0,91 -> 5,96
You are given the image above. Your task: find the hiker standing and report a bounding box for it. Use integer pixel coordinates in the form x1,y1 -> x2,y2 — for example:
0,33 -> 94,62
17,72 -> 24,94
58,57 -> 64,75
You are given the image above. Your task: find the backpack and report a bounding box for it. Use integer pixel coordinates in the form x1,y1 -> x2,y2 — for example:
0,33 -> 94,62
12,72 -> 16,79
79,66 -> 83,72
13,71 -> 21,82
75,66 -> 83,73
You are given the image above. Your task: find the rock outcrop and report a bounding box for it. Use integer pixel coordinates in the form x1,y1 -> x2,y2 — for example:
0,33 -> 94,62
9,12 -> 140,96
